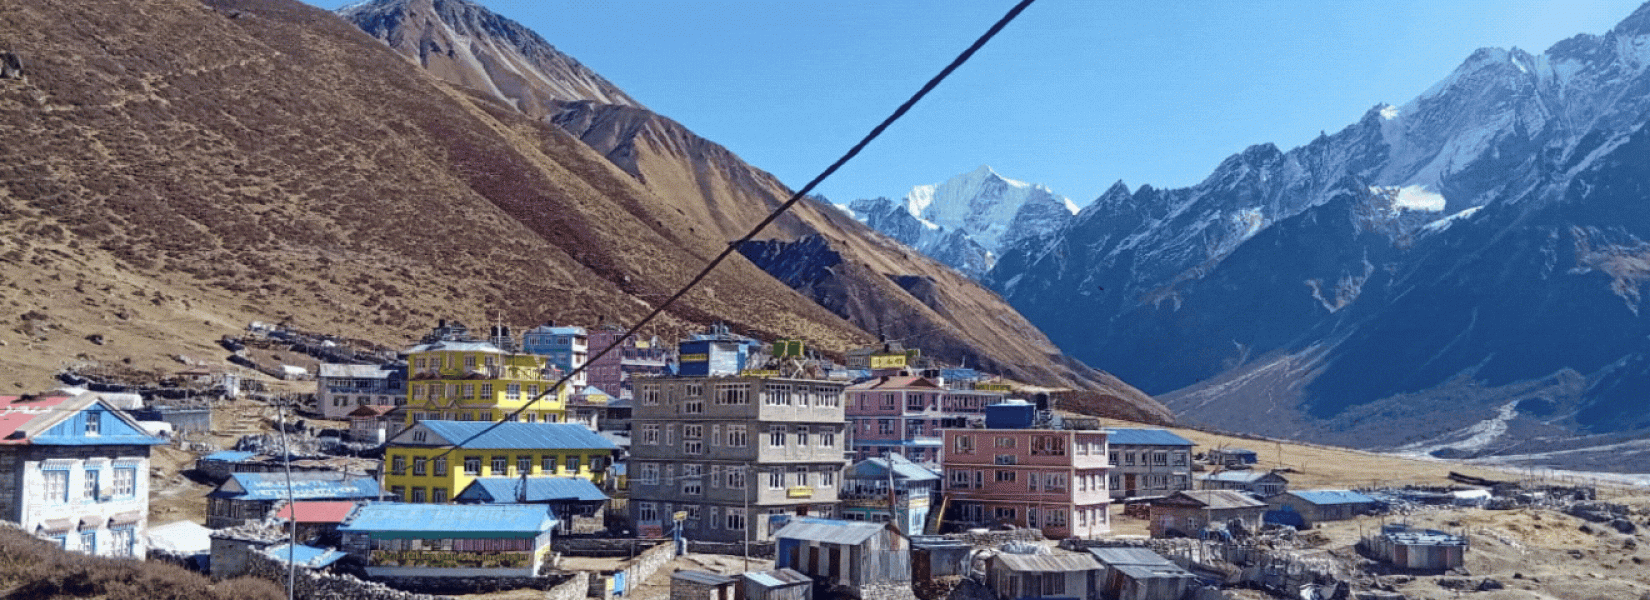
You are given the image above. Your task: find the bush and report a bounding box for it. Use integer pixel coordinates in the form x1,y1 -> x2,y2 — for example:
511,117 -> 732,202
0,526 -> 282,600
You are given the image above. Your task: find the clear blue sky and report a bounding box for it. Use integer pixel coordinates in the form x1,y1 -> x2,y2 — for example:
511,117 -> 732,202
311,0 -> 1644,206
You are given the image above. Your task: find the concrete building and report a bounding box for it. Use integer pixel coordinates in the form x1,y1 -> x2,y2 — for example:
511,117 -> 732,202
523,324 -> 589,388
382,420 -> 616,504
403,321 -> 570,427
840,453 -> 939,535
844,375 -> 1007,465
1146,490 -> 1268,538
628,375 -> 848,542
586,327 -> 670,401
316,363 -> 406,420
1104,428 -> 1194,500
0,392 -> 164,558
940,412 -> 1110,539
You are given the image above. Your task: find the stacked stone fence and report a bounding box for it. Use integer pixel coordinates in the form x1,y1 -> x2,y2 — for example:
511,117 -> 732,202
943,529 -> 1044,547
686,539 -> 776,558
554,537 -> 660,557
242,546 -> 448,600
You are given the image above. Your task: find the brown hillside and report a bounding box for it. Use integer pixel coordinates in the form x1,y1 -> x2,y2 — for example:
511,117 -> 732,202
0,0 -> 872,390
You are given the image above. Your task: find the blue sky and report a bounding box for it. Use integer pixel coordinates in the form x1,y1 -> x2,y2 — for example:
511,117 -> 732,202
312,0 -> 1644,206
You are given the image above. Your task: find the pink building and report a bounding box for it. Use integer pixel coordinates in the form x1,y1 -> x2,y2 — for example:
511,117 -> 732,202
940,428 -> 1110,539
845,376 -> 1005,465
585,328 -> 668,400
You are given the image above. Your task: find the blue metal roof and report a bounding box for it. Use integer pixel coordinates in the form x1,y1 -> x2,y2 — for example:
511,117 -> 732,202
1105,428 -> 1194,447
455,477 -> 608,503
848,453 -> 939,482
203,450 -> 257,462
1200,471 -> 1281,483
416,421 -> 617,450
743,568 -> 810,587
211,472 -> 381,501
263,543 -> 348,569
340,503 -> 555,537
1290,490 -> 1376,505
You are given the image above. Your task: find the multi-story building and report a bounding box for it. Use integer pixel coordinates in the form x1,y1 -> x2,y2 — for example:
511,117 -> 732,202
316,363 -> 406,420
1104,428 -> 1195,499
677,323 -> 763,377
839,452 -> 940,535
586,327 -> 669,400
844,375 -> 1007,465
628,375 -> 848,542
403,322 -> 569,427
382,420 -> 616,504
939,406 -> 1110,539
0,392 -> 163,558
522,323 -> 589,388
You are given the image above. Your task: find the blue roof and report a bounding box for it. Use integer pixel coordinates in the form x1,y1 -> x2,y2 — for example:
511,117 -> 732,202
1291,490 -> 1376,505
340,503 -> 555,538
410,421 -> 617,450
263,544 -> 348,569
203,450 -> 257,462
848,454 -> 939,482
1105,428 -> 1194,447
211,472 -> 381,501
1200,471 -> 1280,483
455,477 -> 608,503
858,438 -> 942,447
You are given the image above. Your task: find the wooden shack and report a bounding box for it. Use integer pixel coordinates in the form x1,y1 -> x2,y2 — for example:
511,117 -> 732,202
1086,547 -> 1198,600
773,518 -> 909,592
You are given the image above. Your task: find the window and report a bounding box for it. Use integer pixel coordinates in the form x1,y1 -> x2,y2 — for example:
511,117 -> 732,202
391,456 -> 407,476
1048,509 -> 1067,527
113,468 -> 135,499
1109,452 -> 1119,466
714,466 -> 739,489
769,426 -> 786,447
526,384 -> 540,399
686,383 -> 703,397
995,436 -> 1016,449
768,469 -> 784,489
682,465 -> 702,495
949,470 -> 971,489
686,505 -> 701,523
1124,452 -> 1136,466
877,419 -> 894,435
390,486 -> 405,501
639,502 -> 658,521
995,470 -> 1017,483
820,470 -> 835,488
413,457 -> 427,476
480,411 -> 493,421
1044,473 -> 1067,490
461,384 -> 475,399
725,507 -> 746,531
566,455 -> 580,473
81,531 -> 95,553
881,393 -> 896,409
491,456 -> 508,475
1109,474 -> 1122,491
434,457 -> 447,476
715,384 -> 749,405
792,467 -> 809,486
464,456 -> 481,475
641,463 -> 660,485
765,384 -> 790,406
84,469 -> 100,502
412,430 -> 428,443
1031,435 -> 1066,456
507,383 -> 521,400
795,426 -> 808,447
480,383 -> 493,399
727,425 -> 748,448
1028,507 -> 1038,528
642,385 -> 660,405
1153,452 -> 1169,466
110,527 -> 134,557
994,454 -> 1017,465
666,424 -> 676,446
464,355 -> 476,369
543,455 -> 557,473
816,386 -> 840,407
953,434 -> 975,454
433,487 -> 448,503
518,456 -> 533,474
684,424 -> 704,455
85,411 -> 100,435
1174,451 -> 1189,466
820,428 -> 836,448
523,413 -> 536,423
642,424 -> 661,445
684,398 -> 703,414
994,507 -> 1016,521
411,487 -> 427,503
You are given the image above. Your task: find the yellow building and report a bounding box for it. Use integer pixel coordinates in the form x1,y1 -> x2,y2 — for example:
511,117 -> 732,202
404,339 -> 570,427
383,421 -> 618,503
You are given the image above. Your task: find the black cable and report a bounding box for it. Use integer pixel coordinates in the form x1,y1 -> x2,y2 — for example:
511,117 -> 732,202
423,0 -> 1039,461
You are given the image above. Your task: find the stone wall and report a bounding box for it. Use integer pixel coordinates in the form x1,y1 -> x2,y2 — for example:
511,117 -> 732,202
243,545 -> 450,600
545,570 -> 592,600
619,541 -> 674,596
687,539 -> 776,558
852,582 -> 920,600
943,529 -> 1044,547
554,537 -> 660,556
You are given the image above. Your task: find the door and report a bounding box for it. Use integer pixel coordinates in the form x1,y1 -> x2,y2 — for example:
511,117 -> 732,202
1123,473 -> 1136,497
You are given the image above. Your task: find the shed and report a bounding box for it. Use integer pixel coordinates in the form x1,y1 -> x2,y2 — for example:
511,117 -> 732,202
1268,490 -> 1378,528
1147,490 -> 1269,538
1208,447 -> 1258,466
671,570 -> 739,600
774,518 -> 910,591
743,568 -> 813,600
986,552 -> 1102,600
1086,547 -> 1197,600
1362,524 -> 1468,571
910,535 -> 972,579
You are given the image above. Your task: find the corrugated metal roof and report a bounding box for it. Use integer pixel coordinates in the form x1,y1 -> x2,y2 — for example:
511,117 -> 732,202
340,503 -> 555,536
405,341 -> 504,354
1290,490 -> 1376,505
1105,428 -> 1194,446
264,543 -> 348,569
671,570 -> 736,585
773,518 -> 886,545
414,421 -> 617,450
456,477 -> 608,503
212,472 -> 381,501
995,552 -> 1101,573
1200,471 -> 1283,483
1112,563 -> 1196,580
743,568 -> 811,587
1087,547 -> 1176,567
318,364 -> 395,379
849,453 -> 940,482
1171,490 -> 1267,510
146,521 -> 213,555
202,450 -> 257,462
275,501 -> 359,523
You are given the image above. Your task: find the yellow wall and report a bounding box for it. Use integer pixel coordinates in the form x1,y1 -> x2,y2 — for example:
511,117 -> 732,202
404,349 -> 569,425
383,444 -> 607,503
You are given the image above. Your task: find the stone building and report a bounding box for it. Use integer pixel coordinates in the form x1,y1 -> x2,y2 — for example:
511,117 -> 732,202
628,375 -> 848,542
316,363 -> 406,420
1146,490 -> 1268,538
0,392 -> 164,558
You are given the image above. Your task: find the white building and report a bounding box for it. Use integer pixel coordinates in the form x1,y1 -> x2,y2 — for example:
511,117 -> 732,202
0,391 -> 164,557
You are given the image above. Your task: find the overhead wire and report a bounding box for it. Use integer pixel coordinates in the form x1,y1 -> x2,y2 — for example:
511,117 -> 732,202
406,0 -> 1041,461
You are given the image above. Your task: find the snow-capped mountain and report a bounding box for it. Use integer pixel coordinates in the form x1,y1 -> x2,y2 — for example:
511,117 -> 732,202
849,166 -> 1079,278
986,2 -> 1650,471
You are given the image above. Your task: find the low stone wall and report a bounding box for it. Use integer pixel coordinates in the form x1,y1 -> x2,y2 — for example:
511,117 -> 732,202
943,529 -> 1044,547
619,541 -> 674,596
243,546 -> 449,600
545,571 -> 591,600
373,573 -> 566,595
554,537 -> 660,557
687,539 -> 775,558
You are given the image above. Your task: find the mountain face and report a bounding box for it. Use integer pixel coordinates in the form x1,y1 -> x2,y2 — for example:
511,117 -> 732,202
331,0 -> 1163,408
849,166 -> 1079,278
985,2 -> 1650,470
